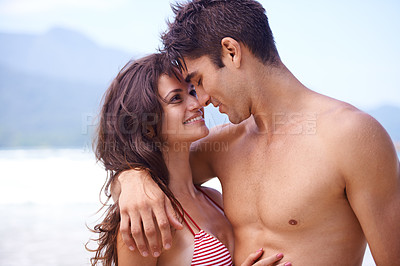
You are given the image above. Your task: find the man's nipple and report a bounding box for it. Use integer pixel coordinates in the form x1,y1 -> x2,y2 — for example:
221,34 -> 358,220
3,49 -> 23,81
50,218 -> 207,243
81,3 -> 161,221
288,219 -> 298,225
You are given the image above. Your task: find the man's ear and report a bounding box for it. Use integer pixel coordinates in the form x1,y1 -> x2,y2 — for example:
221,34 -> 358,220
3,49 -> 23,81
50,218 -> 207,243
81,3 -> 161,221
221,37 -> 242,68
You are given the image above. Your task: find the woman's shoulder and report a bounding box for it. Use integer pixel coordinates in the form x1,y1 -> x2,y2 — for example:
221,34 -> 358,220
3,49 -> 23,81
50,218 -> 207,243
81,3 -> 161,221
198,185 -> 224,208
116,230 -> 157,266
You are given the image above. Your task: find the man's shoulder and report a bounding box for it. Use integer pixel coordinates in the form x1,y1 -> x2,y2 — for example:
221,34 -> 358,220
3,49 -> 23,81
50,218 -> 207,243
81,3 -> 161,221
319,101 -> 383,138
315,99 -> 397,182
318,99 -> 394,161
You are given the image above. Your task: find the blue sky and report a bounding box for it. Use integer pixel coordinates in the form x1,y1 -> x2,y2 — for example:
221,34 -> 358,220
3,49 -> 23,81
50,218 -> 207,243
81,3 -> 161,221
0,0 -> 399,109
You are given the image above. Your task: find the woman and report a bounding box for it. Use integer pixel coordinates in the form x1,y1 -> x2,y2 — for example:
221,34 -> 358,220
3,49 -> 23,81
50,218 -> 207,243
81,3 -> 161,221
88,53 -> 291,266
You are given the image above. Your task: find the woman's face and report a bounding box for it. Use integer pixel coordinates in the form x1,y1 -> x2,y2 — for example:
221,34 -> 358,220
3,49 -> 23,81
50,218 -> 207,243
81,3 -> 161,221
158,74 -> 209,145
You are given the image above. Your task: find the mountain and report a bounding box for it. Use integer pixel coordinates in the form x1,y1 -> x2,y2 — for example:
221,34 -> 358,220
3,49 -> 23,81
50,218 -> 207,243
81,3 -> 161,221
0,27 -> 134,85
0,27 -> 136,148
0,28 -> 399,148
0,65 -> 102,147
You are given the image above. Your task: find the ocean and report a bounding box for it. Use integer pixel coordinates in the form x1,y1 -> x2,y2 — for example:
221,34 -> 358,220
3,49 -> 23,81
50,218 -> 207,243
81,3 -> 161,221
0,149 -> 381,265
0,149 -> 104,266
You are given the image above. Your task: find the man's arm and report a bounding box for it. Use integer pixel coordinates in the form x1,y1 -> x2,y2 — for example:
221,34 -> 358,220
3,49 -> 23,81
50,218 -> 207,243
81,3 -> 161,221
113,123 -> 232,257
113,170 -> 183,257
190,123 -> 231,184
336,111 -> 400,265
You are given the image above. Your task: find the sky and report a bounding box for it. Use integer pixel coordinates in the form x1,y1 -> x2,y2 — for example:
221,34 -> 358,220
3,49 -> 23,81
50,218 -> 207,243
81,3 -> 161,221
0,0 -> 399,109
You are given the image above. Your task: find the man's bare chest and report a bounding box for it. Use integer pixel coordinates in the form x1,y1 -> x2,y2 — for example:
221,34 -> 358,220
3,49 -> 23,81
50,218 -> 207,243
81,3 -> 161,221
214,135 -> 348,231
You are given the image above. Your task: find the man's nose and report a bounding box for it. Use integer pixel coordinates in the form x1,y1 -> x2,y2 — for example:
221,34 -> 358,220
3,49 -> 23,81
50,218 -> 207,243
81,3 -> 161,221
188,94 -> 202,111
196,87 -> 211,106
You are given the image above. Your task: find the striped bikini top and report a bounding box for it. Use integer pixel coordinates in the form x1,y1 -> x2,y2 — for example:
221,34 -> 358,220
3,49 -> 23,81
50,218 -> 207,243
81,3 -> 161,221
181,187 -> 233,266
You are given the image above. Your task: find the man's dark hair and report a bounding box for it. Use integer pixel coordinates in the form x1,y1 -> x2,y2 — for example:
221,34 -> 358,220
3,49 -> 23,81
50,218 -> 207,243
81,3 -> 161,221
161,0 -> 280,70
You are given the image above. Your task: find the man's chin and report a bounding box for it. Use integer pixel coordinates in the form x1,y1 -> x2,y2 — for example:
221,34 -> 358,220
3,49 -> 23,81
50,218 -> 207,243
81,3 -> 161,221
227,115 -> 244,124
227,112 -> 251,124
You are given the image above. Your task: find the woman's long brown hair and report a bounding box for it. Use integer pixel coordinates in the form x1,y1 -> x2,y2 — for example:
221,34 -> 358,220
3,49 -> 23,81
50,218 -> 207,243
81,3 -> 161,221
86,53 -> 183,266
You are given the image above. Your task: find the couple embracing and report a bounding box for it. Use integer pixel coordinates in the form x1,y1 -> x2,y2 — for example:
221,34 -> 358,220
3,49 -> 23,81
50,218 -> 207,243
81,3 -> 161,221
88,1 -> 400,265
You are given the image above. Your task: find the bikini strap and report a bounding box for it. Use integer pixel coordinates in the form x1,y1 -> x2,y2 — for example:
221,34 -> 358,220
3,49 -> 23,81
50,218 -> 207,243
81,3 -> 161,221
179,186 -> 223,236
179,207 -> 201,236
196,186 -> 224,211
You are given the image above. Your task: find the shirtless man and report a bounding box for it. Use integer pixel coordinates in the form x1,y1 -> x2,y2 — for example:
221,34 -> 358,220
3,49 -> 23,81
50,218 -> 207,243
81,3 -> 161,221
113,0 -> 400,265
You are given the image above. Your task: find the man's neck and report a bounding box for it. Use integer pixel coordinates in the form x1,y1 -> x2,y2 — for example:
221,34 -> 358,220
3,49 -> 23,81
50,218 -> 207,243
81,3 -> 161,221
248,62 -> 312,135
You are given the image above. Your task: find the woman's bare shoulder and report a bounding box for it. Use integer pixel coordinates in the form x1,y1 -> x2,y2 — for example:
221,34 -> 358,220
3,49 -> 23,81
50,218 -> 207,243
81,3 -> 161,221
198,186 -> 224,208
116,230 -> 157,266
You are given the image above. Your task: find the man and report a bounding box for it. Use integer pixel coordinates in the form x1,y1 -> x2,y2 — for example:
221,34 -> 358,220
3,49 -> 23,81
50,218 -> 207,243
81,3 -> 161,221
113,0 -> 400,264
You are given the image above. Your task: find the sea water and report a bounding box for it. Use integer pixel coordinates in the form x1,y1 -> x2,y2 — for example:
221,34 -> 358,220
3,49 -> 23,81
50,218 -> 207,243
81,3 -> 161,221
0,149 -> 385,265
0,149 -> 104,266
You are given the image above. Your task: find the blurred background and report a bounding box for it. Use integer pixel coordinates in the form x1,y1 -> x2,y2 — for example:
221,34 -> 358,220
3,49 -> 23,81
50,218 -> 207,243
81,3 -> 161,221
0,0 -> 399,265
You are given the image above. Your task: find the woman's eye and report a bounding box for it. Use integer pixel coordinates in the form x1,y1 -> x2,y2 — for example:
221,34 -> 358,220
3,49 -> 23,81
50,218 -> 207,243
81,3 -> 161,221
170,94 -> 182,102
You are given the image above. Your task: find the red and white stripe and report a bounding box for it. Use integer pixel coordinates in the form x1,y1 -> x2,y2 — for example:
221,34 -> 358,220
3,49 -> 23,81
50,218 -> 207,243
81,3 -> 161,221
191,230 -> 233,266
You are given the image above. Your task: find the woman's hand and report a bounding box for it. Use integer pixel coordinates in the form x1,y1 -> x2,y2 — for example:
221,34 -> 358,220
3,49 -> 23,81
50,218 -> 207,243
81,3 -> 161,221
241,249 -> 292,266
116,169 -> 183,257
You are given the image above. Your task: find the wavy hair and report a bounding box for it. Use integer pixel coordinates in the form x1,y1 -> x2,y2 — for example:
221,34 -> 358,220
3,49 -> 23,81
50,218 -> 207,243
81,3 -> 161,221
86,53 -> 182,266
